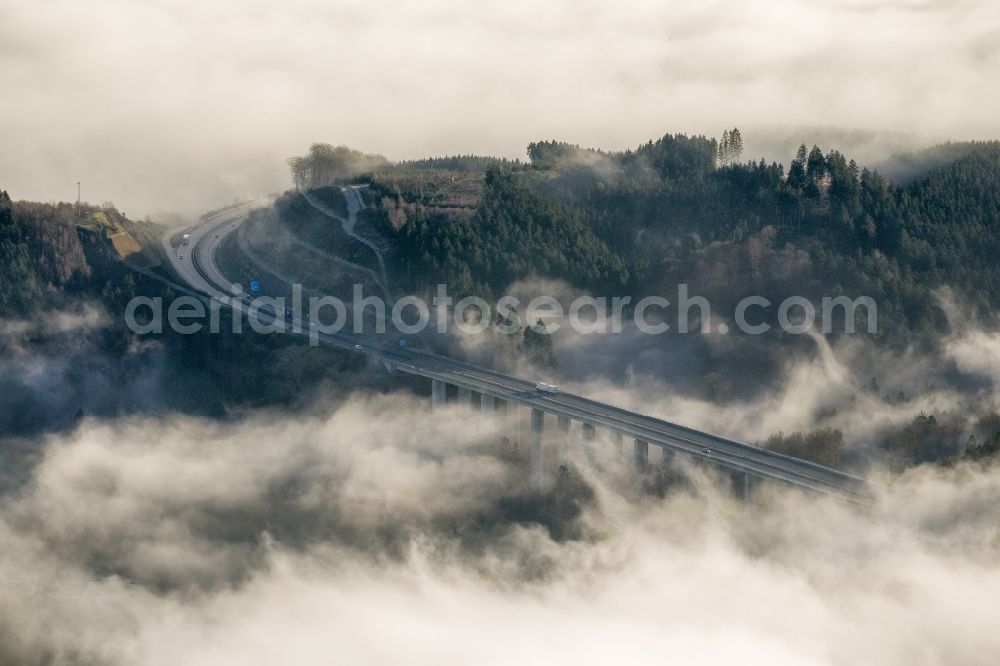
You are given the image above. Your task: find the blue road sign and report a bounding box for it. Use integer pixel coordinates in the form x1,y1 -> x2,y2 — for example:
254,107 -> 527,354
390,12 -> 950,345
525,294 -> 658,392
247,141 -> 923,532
249,280 -> 260,294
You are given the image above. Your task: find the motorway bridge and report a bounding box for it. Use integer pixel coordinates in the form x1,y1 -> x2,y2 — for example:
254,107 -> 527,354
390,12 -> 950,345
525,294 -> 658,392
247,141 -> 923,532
161,194 -> 871,504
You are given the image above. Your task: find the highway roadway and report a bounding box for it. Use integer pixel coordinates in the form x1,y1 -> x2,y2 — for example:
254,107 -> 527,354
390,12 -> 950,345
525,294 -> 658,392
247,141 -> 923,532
161,194 -> 872,504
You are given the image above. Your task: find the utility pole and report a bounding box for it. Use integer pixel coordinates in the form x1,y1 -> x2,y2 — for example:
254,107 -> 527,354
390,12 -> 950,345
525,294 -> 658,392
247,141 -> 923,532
76,181 -> 81,220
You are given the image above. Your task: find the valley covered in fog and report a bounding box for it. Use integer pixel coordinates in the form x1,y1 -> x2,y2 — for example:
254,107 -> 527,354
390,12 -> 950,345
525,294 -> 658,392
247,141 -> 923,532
3,0 -> 1000,663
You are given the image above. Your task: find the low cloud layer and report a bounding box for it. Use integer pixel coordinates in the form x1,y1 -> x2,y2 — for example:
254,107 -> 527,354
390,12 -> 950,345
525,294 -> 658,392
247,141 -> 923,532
0,304 -> 207,438
2,393 -> 1000,664
2,0 -> 999,215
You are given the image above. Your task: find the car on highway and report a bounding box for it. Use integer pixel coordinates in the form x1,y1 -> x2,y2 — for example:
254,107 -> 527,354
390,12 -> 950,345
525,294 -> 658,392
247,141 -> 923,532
535,382 -> 560,394
701,447 -> 712,455
354,344 -> 364,350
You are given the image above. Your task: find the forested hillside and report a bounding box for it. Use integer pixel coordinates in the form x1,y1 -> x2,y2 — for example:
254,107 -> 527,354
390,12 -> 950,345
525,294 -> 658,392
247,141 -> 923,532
2,130 -> 998,471
0,187 -> 391,438
269,137 -> 1000,470
390,167 -> 630,298
0,191 -> 39,310
0,192 -> 143,314
339,135 -> 1000,345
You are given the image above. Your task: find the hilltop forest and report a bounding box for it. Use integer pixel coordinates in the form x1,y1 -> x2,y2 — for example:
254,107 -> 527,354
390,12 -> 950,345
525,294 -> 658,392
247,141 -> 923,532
281,135 -> 1000,347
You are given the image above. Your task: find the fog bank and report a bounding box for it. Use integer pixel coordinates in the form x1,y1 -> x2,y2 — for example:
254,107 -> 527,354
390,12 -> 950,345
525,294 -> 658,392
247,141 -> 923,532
2,394 -> 1000,664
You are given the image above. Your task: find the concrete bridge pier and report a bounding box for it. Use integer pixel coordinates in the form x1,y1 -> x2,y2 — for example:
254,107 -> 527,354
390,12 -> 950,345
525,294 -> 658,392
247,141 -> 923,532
432,379 -> 447,409
458,387 -> 472,406
633,439 -> 649,470
582,423 -> 596,462
530,408 -> 545,489
740,472 -> 753,502
480,393 -> 495,415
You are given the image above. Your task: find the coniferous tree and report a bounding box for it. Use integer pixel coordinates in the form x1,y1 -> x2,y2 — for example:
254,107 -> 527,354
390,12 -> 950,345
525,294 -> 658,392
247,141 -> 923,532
728,127 -> 743,163
788,144 -> 808,189
806,145 -> 826,181
718,129 -> 731,165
